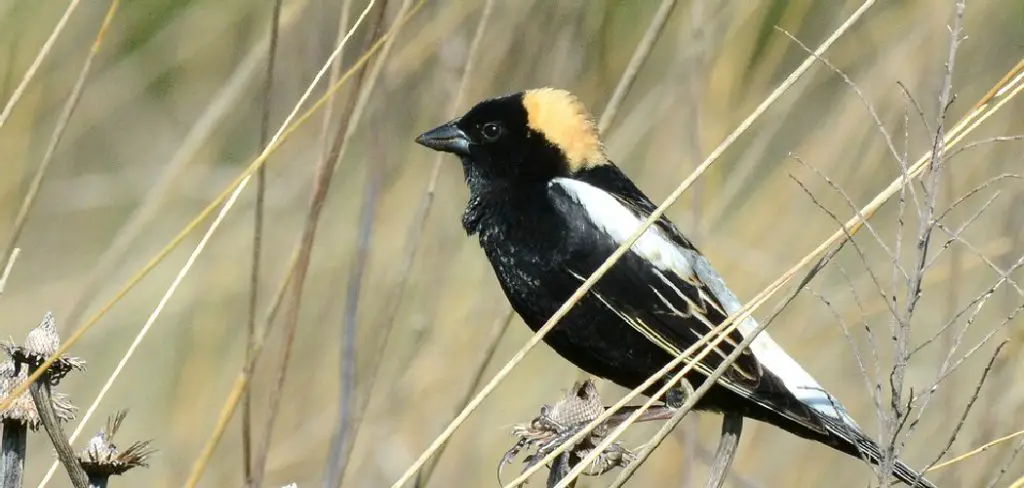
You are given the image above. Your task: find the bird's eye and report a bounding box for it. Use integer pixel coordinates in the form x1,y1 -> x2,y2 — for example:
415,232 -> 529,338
481,122 -> 502,141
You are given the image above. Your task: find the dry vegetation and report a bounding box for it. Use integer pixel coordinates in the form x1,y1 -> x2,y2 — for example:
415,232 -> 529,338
0,0 -> 1022,487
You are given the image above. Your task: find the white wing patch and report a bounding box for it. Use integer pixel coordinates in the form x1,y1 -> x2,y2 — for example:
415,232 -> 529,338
553,178 -> 696,280
554,177 -> 859,428
690,254 -> 860,428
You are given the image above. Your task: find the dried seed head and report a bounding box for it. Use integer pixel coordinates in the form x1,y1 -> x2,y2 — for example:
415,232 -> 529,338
3,312 -> 85,384
78,411 -> 154,478
0,358 -> 76,429
546,379 -> 604,427
24,311 -> 60,357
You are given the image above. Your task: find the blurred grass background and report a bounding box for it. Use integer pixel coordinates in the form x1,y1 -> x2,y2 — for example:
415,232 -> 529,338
0,0 -> 1022,486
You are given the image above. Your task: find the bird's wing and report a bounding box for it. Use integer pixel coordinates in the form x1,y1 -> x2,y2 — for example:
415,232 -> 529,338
550,174 -> 853,435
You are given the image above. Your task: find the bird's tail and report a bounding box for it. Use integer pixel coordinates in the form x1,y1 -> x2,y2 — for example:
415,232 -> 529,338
890,459 -> 937,488
818,415 -> 938,488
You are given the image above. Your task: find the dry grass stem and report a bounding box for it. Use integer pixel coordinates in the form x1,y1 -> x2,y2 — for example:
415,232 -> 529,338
0,0 -> 81,131
243,0 -> 285,485
253,1 -> 391,485
62,0 -> 313,325
0,0 -> 401,428
415,308 -> 514,487
596,0 -> 678,134
0,0 -> 120,272
0,248 -> 19,297
339,3 -> 497,485
182,4 -> 430,486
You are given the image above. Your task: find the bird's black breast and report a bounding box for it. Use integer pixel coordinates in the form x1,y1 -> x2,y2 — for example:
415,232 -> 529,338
465,182 -> 690,393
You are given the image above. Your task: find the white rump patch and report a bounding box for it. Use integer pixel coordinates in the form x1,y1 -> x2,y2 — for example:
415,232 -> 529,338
691,254 -> 859,427
553,178 -> 696,280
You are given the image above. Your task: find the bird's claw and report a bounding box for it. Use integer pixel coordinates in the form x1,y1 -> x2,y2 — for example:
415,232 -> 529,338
665,378 -> 696,408
497,379 -> 636,486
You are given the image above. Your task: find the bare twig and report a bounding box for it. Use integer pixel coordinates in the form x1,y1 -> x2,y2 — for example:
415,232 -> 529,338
788,159 -> 903,318
912,255 -> 1024,356
778,34 -> 907,278
920,290 -> 1023,401
929,426 -> 1024,473
926,193 -> 1005,273
944,135 -> 1024,161
920,341 -> 1005,474
984,436 -> 1024,488
775,27 -> 902,163
880,2 -> 965,482
933,222 -> 1024,296
934,174 -> 1020,231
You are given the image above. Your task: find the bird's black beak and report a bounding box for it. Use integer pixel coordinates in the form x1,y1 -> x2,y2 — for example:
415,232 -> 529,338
415,122 -> 471,157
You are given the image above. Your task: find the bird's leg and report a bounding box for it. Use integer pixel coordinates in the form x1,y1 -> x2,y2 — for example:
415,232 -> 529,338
665,377 -> 696,408
603,378 -> 696,428
544,451 -> 575,487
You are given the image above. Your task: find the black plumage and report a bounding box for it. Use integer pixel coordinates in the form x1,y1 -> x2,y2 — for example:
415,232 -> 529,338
415,88 -> 936,488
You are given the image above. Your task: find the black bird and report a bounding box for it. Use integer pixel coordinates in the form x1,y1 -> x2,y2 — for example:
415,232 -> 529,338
416,88 -> 936,488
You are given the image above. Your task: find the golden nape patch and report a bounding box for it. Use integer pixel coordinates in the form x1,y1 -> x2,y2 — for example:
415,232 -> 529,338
522,88 -> 607,172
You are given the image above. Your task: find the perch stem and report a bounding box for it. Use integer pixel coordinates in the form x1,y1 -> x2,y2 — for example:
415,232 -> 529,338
87,475 -> 108,488
705,412 -> 743,488
27,371 -> 87,488
0,419 -> 27,488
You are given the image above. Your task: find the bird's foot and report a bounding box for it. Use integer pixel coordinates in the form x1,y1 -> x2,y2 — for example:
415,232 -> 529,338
664,377 -> 696,409
498,379 -> 636,485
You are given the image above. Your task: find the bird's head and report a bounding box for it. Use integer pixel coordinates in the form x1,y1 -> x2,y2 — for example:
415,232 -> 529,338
415,88 -> 608,186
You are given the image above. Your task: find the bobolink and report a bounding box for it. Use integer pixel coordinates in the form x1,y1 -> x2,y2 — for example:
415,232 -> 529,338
416,88 -> 935,488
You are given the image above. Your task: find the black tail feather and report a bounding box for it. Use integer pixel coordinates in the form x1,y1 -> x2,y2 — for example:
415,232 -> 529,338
732,400 -> 938,487
818,415 -> 938,488
703,385 -> 938,487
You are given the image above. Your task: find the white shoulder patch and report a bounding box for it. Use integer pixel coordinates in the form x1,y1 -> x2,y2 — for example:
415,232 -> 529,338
552,177 -> 695,280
